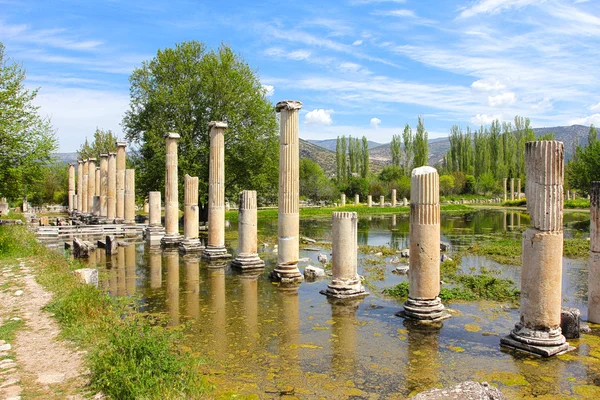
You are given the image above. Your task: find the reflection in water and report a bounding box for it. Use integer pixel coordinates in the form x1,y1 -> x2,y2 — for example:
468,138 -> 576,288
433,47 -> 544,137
184,255 -> 200,319
278,288 -> 301,384
165,249 -> 179,326
209,268 -> 226,360
405,321 -> 441,396
240,274 -> 259,346
125,244 -> 136,296
148,248 -> 162,289
330,299 -> 360,376
117,246 -> 126,296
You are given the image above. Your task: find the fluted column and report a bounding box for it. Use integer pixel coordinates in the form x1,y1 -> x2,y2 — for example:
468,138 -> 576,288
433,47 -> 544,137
510,178 -> 515,201
321,212 -> 368,299
99,154 -> 108,220
145,191 -> 165,246
77,160 -> 83,212
401,166 -> 449,322
115,142 -> 126,222
392,189 -> 397,207
107,153 -> 117,222
232,190 -> 264,270
202,122 -> 231,261
589,182 -> 600,323
354,194 -> 359,205
271,100 -> 303,283
503,178 -> 508,202
124,169 -> 135,225
501,141 -> 569,357
87,158 -> 96,217
68,164 -> 75,212
161,133 -> 182,247
180,175 -> 203,253
82,160 -> 89,213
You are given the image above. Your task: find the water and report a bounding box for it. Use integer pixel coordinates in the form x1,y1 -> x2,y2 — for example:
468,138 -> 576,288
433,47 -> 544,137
81,209 -> 600,399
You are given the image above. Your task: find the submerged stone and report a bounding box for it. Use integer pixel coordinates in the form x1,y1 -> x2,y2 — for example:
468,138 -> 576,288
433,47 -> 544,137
410,381 -> 505,399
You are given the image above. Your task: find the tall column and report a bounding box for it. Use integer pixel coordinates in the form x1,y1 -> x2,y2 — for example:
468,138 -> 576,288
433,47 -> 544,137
77,160 -> 83,212
161,133 -> 181,246
115,142 -> 127,222
354,194 -> 359,205
321,212 -> 368,299
68,164 -> 75,212
380,195 -> 385,207
271,101 -> 303,283
145,191 -> 165,246
95,167 -> 100,197
400,166 -> 449,322
232,190 -> 264,270
202,122 -> 231,261
340,193 -> 346,207
87,158 -> 96,216
392,189 -> 397,207
92,196 -> 100,217
367,195 -> 372,208
589,182 -> 600,323
503,178 -> 508,202
501,140 -> 569,357
510,178 -> 515,201
82,160 -> 89,213
107,153 -> 117,222
99,154 -> 108,220
517,178 -> 522,200
124,169 -> 135,225
180,175 -> 203,253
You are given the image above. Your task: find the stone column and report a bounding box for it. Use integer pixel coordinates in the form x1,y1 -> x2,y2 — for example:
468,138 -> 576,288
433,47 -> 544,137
271,101 -> 303,283
340,193 -> 346,207
503,178 -> 508,202
501,140 -> 569,357
392,189 -> 397,207
161,133 -> 182,247
517,178 -> 522,200
92,196 -> 100,217
202,122 -> 231,261
77,160 -> 83,212
380,195 -> 385,207
107,153 -> 117,222
367,195 -> 372,208
82,160 -> 89,213
567,190 -> 571,200
72,195 -> 78,212
321,212 -> 368,299
95,167 -> 100,197
232,190 -> 264,270
510,178 -> 515,201
354,194 -> 359,205
116,142 -> 126,222
145,191 -> 165,246
87,158 -> 96,216
400,166 -> 449,322
180,175 -> 203,253
99,154 -> 108,220
68,164 -> 75,212
124,169 -> 135,225
589,182 -> 600,324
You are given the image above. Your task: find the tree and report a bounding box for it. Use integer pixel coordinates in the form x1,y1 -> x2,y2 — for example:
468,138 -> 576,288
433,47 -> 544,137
413,116 -> 428,168
122,41 -> 278,206
361,136 -> 369,178
78,128 -> 119,160
390,134 -> 402,168
402,124 -> 413,174
300,158 -> 336,202
566,124 -> 600,194
0,42 -> 57,200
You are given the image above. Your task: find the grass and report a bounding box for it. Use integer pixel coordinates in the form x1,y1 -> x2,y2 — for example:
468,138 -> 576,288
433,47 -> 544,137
0,212 -> 25,222
0,319 -> 25,343
0,225 -> 211,399
565,198 -> 590,209
564,238 -> 590,258
464,235 -> 522,265
502,198 -> 527,207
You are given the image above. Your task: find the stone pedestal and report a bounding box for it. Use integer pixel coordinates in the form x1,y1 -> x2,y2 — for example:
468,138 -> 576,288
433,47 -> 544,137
82,160 -> 89,213
270,101 -> 303,284
232,190 -> 264,270
77,160 -> 83,212
510,178 -> 515,201
180,175 -> 203,253
107,152 -> 117,222
354,194 -> 359,205
340,193 -> 346,207
399,166 -> 449,322
380,195 -> 384,207
145,191 -> 165,246
501,140 -> 570,357
503,178 -> 508,202
88,158 -> 97,216
99,154 -> 108,220
321,212 -> 368,299
68,164 -> 75,212
202,122 -> 231,261
588,182 -> 600,323
161,133 -> 182,247
115,142 -> 127,223
367,195 -> 372,208
124,169 -> 135,225
392,189 -> 397,207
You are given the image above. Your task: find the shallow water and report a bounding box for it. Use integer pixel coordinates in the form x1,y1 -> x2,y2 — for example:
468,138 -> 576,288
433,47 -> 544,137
84,209 -> 600,399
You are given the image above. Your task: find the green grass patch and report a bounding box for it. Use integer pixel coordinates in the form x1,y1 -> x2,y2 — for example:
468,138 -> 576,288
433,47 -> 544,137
564,238 -> 590,258
464,235 -> 522,265
502,198 -> 527,207
0,318 -> 25,343
359,245 -> 398,257
0,213 -> 25,222
565,198 -> 590,209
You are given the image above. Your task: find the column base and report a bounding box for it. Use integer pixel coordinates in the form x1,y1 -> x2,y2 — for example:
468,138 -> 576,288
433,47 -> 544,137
397,297 -> 451,322
202,245 -> 231,261
270,263 -> 304,284
500,322 -> 571,357
145,227 -> 165,246
114,218 -> 124,224
161,234 -> 182,248
231,253 -> 265,271
179,239 -> 204,254
320,278 -> 369,300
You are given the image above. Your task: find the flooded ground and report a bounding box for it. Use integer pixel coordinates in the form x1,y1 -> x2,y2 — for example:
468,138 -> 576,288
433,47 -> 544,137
80,209 -> 600,399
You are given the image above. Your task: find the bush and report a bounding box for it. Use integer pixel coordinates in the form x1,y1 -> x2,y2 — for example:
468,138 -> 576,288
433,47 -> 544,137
502,198 -> 526,207
439,174 -> 455,196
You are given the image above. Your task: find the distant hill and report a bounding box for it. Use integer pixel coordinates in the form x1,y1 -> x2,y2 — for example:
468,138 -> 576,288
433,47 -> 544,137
53,153 -> 78,164
307,138 -> 382,152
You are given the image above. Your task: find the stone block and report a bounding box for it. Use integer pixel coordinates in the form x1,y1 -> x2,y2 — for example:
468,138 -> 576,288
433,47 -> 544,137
72,238 -> 90,258
410,381 -> 505,399
73,268 -> 99,287
304,265 -> 326,281
561,306 -> 581,339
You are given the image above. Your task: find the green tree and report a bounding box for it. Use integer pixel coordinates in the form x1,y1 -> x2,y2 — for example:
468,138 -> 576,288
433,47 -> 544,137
390,134 -> 402,168
566,125 -> 600,194
361,136 -> 369,178
439,175 -> 455,196
78,128 -> 119,160
413,116 -> 428,168
0,42 -> 57,200
402,124 -> 413,174
28,160 -> 68,206
122,41 -> 278,206
300,158 -> 336,202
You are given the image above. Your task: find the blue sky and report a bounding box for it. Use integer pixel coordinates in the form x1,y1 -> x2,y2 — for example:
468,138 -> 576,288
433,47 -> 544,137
2,0 -> 599,152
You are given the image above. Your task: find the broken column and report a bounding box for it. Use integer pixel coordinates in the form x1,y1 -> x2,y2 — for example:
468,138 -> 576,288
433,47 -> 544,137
68,163 -> 75,212
501,140 -> 569,357
88,158 -> 96,216
179,175 -> 203,253
107,152 -> 117,222
124,169 -> 135,225
232,190 -> 264,270
367,195 -> 372,208
202,122 -> 231,261
116,142 -> 126,223
392,189 -> 397,207
145,191 -> 165,246
77,160 -> 83,212
380,195 -> 385,207
161,133 -> 182,247
341,193 -> 346,207
82,159 -> 89,213
321,212 -> 368,299
400,166 -> 449,322
503,178 -> 508,202
99,154 -> 108,221
354,194 -> 359,205
270,101 -> 303,283
92,196 -> 100,217
589,182 -> 600,323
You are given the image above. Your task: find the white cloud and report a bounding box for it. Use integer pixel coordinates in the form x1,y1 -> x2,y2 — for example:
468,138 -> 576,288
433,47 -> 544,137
370,117 -> 381,128
288,49 -> 312,60
590,101 -> 600,112
471,78 -> 506,92
352,40 -> 363,46
0,21 -> 103,51
374,9 -> 416,18
470,114 -> 502,125
305,109 -> 334,125
350,0 -> 406,4
459,0 -> 544,19
488,92 -> 516,107
262,85 -> 274,97
570,114 -> 600,126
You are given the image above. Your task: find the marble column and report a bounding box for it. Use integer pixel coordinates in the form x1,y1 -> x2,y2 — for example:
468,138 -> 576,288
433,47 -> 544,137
517,178 -> 522,200
99,154 -> 108,220
510,178 -> 515,201
232,190 -> 264,270
400,166 -> 449,322
270,101 -> 303,283
367,195 -> 372,208
107,152 -> 117,222
88,158 -> 96,216
77,160 -> 83,212
354,194 -> 359,205
340,193 -> 346,207
503,178 -> 508,202
321,212 -> 368,299
82,160 -> 89,213
501,140 -> 569,357
202,122 -> 231,261
589,182 -> 600,324
380,195 -> 385,207
161,133 -> 182,247
115,142 -> 126,222
124,169 -> 135,225
180,175 -> 203,253
68,164 -> 75,212
95,167 -> 100,197
392,189 -> 397,207
145,191 -> 165,246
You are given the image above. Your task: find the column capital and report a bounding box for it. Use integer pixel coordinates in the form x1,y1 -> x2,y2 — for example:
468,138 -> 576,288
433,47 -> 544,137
100,153 -> 109,159
116,141 -> 127,148
208,121 -> 228,130
78,160 -> 83,164
108,152 -> 116,157
276,100 -> 302,112
163,132 -> 180,140
88,157 -> 97,163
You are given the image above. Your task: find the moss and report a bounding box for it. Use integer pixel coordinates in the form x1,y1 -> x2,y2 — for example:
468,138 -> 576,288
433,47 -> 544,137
563,238 -> 589,258
482,371 -> 529,386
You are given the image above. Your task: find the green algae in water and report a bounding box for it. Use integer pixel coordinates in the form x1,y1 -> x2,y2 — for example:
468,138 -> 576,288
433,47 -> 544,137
482,371 -> 529,386
573,384 -> 600,397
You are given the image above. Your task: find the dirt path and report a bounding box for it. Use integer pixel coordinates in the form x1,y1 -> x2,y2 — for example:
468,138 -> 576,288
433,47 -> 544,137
0,259 -> 96,399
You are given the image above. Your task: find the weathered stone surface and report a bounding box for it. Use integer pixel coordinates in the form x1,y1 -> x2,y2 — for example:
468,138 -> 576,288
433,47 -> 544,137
232,190 -> 264,269
73,268 -> 99,287
73,238 -> 91,258
105,235 -> 118,255
410,381 -> 505,400
68,163 -> 75,211
77,160 -> 83,211
180,175 -> 203,253
99,154 -> 108,218
116,142 -> 127,221
124,169 -> 135,224
561,306 -> 581,339
107,152 -> 116,221
589,182 -> 600,323
162,133 -> 181,246
304,265 -> 326,280
367,195 -> 372,207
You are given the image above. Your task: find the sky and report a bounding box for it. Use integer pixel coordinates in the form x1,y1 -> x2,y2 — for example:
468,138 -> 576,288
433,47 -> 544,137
2,0 -> 599,152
